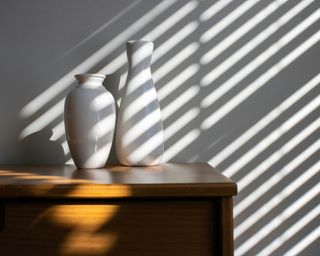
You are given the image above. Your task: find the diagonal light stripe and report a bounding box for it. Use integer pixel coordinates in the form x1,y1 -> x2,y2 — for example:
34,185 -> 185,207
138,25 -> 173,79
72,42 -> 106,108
237,117 -> 320,192
258,204 -> 320,256
209,72 -> 320,166
83,143 -> 113,166
101,20 -> 199,106
121,89 -> 156,123
158,64 -> 199,101
164,129 -> 200,161
89,115 -> 115,140
235,155 -> 320,239
201,8 -> 320,109
283,225 -> 320,256
235,178 -> 320,256
162,85 -> 200,121
152,21 -> 199,62
124,69 -> 152,94
62,140 -> 69,155
99,2 -> 199,74
200,0 -> 260,43
234,130 -> 320,223
19,98 -> 65,139
65,159 -> 73,164
200,0 -> 288,65
153,42 -> 199,82
224,94 -> 320,177
144,1 -> 199,41
199,0 -> 233,22
201,0 -> 313,86
22,1 -> 197,143
101,9 -> 200,105
127,130 -> 164,162
164,107 -> 200,140
121,109 -> 162,147
202,28 -> 320,132
58,0 -> 142,60
20,0 -> 176,118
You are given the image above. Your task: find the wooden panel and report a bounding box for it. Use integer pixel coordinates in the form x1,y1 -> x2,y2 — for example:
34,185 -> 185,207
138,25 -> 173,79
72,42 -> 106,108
0,200 -> 4,232
219,197 -> 234,256
0,164 -> 237,198
0,199 -> 218,256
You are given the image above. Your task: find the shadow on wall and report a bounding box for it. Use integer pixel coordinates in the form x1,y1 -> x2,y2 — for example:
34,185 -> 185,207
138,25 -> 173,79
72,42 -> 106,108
17,130 -> 65,164
104,73 -> 121,164
0,0 -> 319,255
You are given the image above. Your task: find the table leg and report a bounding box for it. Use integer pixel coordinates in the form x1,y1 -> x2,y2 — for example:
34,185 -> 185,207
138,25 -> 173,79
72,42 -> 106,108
219,197 -> 234,256
0,200 -> 4,232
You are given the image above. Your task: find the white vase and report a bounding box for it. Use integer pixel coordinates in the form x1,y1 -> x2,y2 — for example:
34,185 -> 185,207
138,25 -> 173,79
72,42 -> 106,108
116,40 -> 164,166
64,73 -> 116,169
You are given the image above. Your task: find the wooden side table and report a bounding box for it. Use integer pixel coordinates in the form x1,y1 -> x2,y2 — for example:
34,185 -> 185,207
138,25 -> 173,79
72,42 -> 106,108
0,163 -> 237,256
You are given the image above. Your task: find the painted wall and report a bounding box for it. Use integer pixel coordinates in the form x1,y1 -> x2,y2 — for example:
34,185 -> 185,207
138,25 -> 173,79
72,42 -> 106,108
0,0 -> 319,255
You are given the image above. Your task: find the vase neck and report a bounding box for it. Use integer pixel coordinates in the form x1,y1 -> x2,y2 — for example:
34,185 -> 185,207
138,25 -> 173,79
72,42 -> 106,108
75,74 -> 105,88
126,41 -> 153,71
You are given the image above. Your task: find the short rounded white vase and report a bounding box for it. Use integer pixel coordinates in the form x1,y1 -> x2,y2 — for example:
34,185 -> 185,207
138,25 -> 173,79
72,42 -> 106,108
64,73 -> 116,169
116,40 -> 164,166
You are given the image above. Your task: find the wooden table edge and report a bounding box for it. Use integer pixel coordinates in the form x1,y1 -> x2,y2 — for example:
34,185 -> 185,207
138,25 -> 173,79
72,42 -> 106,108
0,183 -> 237,199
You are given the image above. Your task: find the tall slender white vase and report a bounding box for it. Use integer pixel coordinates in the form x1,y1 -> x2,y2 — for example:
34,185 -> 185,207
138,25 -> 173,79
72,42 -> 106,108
116,40 -> 164,166
64,74 -> 116,169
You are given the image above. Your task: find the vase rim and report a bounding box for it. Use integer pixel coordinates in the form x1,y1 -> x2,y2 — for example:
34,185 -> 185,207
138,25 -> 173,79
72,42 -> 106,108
127,40 -> 153,44
75,73 -> 106,79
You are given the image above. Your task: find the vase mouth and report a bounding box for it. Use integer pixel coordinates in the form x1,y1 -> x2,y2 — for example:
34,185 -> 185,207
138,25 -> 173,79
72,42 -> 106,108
127,40 -> 153,45
75,73 -> 106,86
75,73 -> 106,80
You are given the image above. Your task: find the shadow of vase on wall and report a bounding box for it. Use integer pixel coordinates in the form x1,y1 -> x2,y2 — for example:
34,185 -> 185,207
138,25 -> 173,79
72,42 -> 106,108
17,130 -> 65,165
116,40 -> 164,166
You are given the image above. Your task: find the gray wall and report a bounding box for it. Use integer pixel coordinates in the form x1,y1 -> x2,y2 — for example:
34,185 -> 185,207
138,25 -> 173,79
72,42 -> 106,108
1,0 -> 319,255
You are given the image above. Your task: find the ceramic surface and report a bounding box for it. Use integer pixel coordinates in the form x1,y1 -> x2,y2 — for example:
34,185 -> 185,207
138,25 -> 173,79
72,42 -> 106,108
116,41 -> 164,166
64,74 -> 116,168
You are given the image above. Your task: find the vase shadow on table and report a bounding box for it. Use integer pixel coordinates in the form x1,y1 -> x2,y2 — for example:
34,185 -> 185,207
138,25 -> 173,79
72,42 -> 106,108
16,129 -> 66,165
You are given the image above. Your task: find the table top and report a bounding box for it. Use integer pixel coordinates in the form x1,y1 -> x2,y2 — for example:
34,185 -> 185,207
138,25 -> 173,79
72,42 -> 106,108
0,163 -> 237,199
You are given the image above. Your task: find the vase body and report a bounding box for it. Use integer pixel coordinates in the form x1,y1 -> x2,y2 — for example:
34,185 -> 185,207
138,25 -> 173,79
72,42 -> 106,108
116,40 -> 164,166
64,74 -> 116,169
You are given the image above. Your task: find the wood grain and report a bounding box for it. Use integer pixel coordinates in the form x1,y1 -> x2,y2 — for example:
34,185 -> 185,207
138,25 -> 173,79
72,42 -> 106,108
0,164 -> 237,255
0,164 -> 237,198
0,200 -> 4,232
0,200 -> 217,256
219,197 -> 234,256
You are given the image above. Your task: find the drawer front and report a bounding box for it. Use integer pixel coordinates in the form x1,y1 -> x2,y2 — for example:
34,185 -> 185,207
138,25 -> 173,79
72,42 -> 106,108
0,200 -> 218,256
